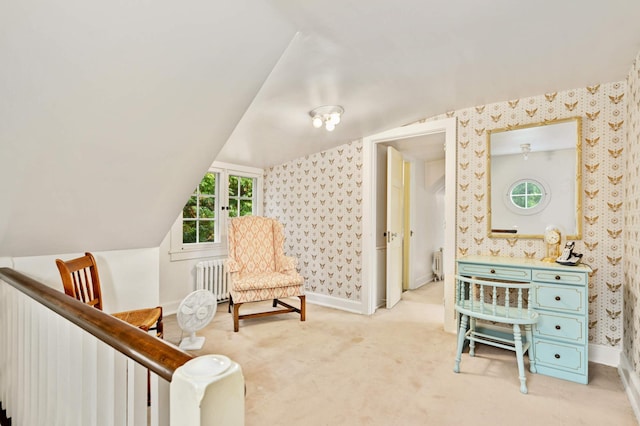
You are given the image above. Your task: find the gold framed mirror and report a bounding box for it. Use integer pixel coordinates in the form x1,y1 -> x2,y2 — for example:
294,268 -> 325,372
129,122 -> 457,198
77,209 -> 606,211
487,117 -> 583,239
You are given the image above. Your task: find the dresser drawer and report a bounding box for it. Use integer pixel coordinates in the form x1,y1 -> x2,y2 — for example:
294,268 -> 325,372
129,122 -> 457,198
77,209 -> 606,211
535,312 -> 586,344
532,269 -> 586,286
458,263 -> 531,281
533,340 -> 587,375
532,284 -> 586,314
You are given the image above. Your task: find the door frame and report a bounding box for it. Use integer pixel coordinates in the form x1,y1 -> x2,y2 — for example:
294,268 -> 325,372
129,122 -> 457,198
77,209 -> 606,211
361,117 -> 457,333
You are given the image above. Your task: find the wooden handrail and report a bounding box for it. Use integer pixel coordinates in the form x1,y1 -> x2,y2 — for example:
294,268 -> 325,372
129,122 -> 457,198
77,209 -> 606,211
0,267 -> 193,382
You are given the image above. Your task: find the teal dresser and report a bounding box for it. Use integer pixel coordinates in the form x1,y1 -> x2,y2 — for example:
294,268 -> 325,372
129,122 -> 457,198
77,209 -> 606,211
457,255 -> 591,384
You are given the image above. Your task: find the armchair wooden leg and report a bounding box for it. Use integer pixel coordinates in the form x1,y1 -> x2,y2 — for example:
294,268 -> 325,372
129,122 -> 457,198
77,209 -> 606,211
299,295 -> 306,321
233,302 -> 242,332
272,299 -> 278,308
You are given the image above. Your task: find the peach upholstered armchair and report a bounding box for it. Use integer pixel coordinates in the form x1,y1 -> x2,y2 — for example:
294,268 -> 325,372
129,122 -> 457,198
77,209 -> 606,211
226,216 -> 305,332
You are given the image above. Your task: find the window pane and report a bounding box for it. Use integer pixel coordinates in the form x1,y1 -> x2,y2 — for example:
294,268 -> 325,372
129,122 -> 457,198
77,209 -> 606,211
199,173 -> 216,195
512,195 -> 526,208
240,177 -> 253,197
199,196 -> 216,218
228,201 -> 238,218
183,221 -> 197,243
228,175 -> 238,197
527,182 -> 542,195
183,196 -> 197,218
198,220 -> 215,243
240,200 -> 253,216
512,183 -> 527,195
527,194 -> 542,207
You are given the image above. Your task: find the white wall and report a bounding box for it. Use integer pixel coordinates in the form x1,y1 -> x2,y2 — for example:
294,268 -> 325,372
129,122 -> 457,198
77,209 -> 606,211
158,231 -> 225,315
8,248 -> 159,313
409,158 -> 445,289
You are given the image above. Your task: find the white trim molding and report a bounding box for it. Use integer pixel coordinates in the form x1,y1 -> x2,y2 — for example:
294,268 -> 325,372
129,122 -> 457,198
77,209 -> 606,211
161,299 -> 183,317
305,292 -> 363,314
361,117 -> 457,331
589,343 -> 621,367
619,351 -> 640,423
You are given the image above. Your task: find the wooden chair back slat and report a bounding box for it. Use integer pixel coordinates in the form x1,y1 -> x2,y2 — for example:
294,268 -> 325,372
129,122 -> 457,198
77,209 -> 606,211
56,252 -> 103,311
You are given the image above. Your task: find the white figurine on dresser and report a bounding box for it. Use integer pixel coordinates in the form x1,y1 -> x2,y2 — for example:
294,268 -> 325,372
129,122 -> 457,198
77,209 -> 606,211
456,255 -> 591,385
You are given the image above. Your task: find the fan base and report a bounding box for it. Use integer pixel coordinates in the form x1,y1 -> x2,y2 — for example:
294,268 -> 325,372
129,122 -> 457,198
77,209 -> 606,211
179,335 -> 205,351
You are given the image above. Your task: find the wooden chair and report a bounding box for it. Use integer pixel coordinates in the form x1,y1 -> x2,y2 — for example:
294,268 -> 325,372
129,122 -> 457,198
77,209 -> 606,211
226,216 -> 305,332
453,275 -> 539,394
56,252 -> 163,338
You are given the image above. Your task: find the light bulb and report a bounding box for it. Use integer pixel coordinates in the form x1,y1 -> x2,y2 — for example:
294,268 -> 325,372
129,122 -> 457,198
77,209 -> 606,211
312,116 -> 323,128
329,112 -> 341,125
325,121 -> 335,131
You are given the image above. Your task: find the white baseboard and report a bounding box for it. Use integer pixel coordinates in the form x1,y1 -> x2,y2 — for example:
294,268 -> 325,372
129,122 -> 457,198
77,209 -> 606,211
411,274 -> 432,290
619,352 -> 640,423
161,299 -> 182,316
589,343 -> 621,367
306,292 -> 363,314
166,293 -> 362,316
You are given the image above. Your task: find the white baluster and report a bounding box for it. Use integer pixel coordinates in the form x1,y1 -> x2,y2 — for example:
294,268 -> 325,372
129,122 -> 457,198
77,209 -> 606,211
113,351 -> 128,426
82,330 -> 98,426
16,292 -> 26,424
97,340 -> 115,426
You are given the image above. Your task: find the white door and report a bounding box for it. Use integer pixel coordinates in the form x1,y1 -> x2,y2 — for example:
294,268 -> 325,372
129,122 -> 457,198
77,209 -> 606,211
386,146 -> 404,309
403,161 -> 411,291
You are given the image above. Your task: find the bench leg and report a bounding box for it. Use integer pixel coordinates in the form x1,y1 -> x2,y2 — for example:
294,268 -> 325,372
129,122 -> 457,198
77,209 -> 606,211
513,324 -> 528,394
469,317 -> 476,357
453,314 -> 468,373
525,324 -> 536,374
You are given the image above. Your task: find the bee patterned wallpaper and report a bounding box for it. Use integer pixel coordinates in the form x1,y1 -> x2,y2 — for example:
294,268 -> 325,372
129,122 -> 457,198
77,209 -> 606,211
421,81 -> 626,349
263,141 -> 364,301
624,51 -> 640,374
264,82 -> 628,349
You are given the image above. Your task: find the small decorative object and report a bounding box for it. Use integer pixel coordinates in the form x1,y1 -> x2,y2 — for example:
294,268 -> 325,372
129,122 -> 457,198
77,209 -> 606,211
556,241 -> 584,266
542,225 -> 561,262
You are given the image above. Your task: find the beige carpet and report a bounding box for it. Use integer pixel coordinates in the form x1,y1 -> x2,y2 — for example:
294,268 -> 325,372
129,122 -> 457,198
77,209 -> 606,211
163,282 -> 637,425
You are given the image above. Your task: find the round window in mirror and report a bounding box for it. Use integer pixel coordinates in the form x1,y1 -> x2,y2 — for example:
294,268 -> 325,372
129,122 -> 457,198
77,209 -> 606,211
504,178 -> 550,215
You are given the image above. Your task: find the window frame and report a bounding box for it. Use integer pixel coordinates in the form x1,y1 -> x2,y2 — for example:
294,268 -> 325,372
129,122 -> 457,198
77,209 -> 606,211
169,161 -> 263,261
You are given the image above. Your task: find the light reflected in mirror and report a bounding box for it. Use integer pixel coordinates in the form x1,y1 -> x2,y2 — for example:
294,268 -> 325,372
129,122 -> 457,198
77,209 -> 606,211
487,117 -> 582,239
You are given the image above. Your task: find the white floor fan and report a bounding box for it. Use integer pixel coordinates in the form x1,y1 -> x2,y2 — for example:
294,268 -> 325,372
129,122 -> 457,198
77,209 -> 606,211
177,289 -> 217,350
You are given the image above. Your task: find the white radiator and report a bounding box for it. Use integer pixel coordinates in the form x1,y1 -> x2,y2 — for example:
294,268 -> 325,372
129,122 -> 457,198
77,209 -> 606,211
432,249 -> 443,281
196,259 -> 229,302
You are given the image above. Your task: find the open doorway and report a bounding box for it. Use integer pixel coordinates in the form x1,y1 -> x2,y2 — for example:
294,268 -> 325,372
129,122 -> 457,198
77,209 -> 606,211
361,118 -> 457,333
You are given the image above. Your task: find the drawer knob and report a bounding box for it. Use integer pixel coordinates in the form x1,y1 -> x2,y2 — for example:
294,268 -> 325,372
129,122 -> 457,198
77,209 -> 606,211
555,325 -> 561,330
555,296 -> 561,301
490,269 -> 496,274
554,354 -> 561,359
555,275 -> 561,280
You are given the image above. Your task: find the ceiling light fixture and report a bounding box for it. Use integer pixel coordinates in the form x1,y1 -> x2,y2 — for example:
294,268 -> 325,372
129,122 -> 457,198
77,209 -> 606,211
520,143 -> 531,160
309,105 -> 344,132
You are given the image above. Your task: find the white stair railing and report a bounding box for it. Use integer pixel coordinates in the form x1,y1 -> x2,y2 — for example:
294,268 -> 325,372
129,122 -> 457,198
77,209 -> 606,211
0,268 -> 244,426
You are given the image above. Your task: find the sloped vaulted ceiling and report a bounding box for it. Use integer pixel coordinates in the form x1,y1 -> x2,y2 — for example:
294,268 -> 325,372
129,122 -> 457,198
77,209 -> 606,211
3,1 -> 640,257
217,0 -> 640,168
0,1 -> 295,257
